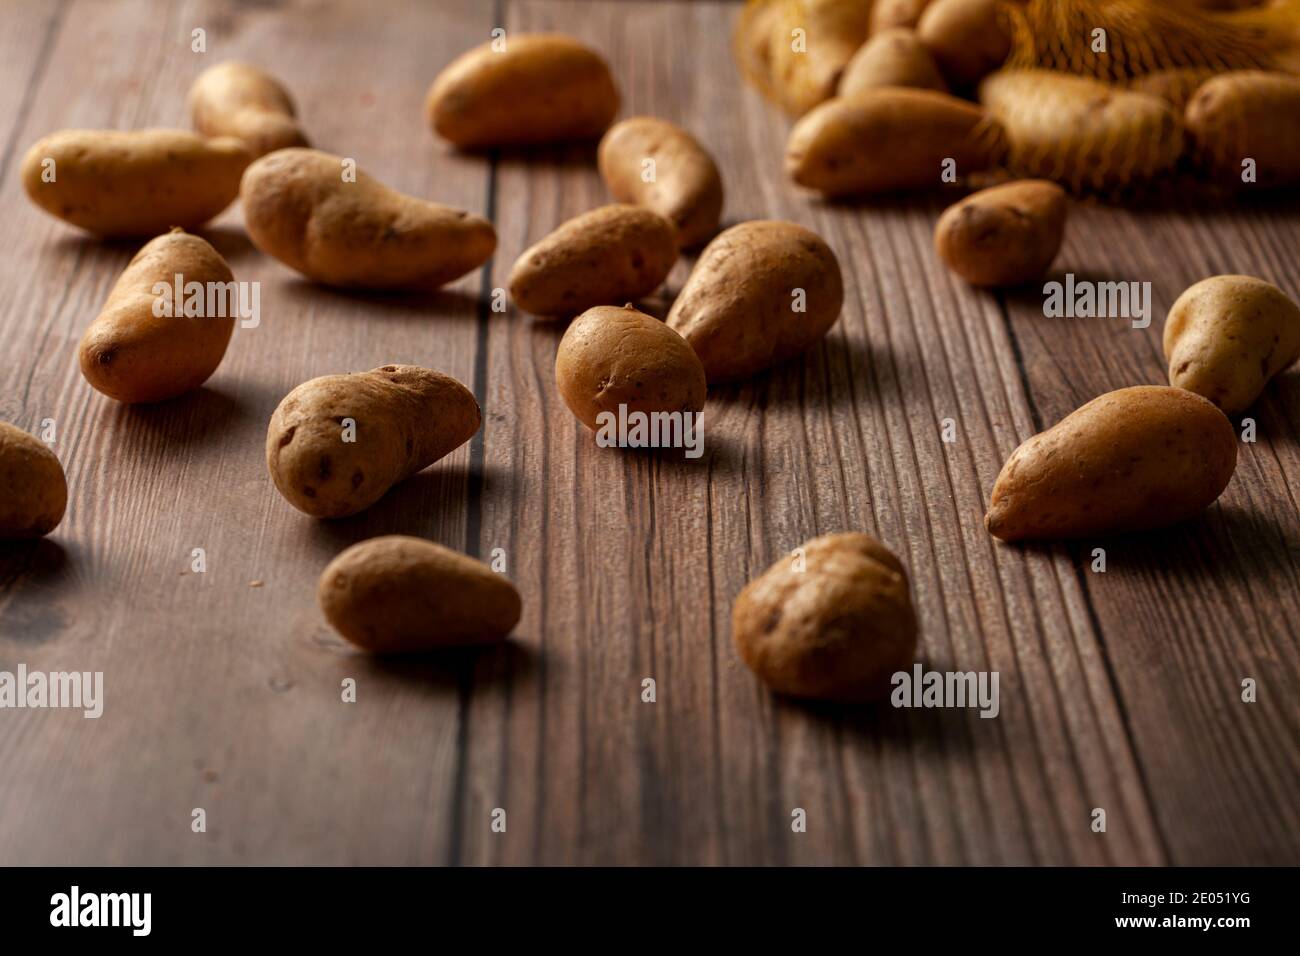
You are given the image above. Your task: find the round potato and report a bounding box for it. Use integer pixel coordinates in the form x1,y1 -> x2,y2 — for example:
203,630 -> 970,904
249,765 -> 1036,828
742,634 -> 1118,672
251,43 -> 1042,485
1185,71 -> 1300,188
839,27 -> 948,95
765,0 -> 872,115
934,179 -> 1067,287
870,0 -> 935,35
188,61 -> 309,158
915,0 -> 1011,88
0,422 -> 67,540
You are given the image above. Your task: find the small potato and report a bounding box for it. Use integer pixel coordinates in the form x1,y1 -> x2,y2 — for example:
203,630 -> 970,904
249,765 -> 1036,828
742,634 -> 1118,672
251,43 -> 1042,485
870,0 -> 934,35
425,33 -> 619,148
1185,71 -> 1300,188
240,148 -> 496,289
766,0 -> 872,115
1164,275 -> 1300,414
319,536 -> 521,651
915,0 -> 1010,88
20,129 -> 249,237
267,365 -> 480,519
79,229 -> 236,404
986,386 -> 1237,541
934,179 -> 1067,287
509,204 -> 677,318
733,0 -> 785,101
839,28 -> 948,96
555,305 -> 707,433
0,422 -> 67,540
598,117 -> 724,249
1127,69 -> 1219,111
667,220 -> 842,383
786,88 -> 1004,196
732,532 -> 918,701
188,61 -> 309,158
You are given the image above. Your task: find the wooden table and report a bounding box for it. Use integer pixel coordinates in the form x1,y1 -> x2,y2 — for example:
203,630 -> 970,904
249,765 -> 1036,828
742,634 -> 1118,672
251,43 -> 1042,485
1,0 -> 1297,866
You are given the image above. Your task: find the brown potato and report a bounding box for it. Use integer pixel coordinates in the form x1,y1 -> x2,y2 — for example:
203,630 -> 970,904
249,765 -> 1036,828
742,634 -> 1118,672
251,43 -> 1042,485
1127,68 -> 1219,111
509,204 -> 677,318
188,61 -> 309,158
0,422 -> 67,540
915,0 -> 1011,88
766,0 -> 872,115
870,0 -> 934,35
267,365 -> 480,519
934,179 -> 1067,287
986,386 -> 1237,541
597,116 -> 724,249
732,532 -> 918,701
425,33 -> 619,148
1164,275 -> 1300,414
20,129 -> 249,237
839,27 -> 948,96
240,148 -> 496,289
667,220 -> 843,383
319,536 -> 521,652
1185,71 -> 1300,188
786,87 -> 1003,196
555,304 -> 707,433
733,0 -> 786,101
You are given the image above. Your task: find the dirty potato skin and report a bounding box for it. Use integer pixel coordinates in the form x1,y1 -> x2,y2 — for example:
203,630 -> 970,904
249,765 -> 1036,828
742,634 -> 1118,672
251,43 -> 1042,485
667,220 -> 843,383
319,536 -> 521,651
425,33 -> 619,148
509,204 -> 678,318
732,532 -> 918,702
555,305 -> 707,432
0,422 -> 67,540
1185,71 -> 1300,188
267,365 -> 481,519
240,148 -> 496,289
934,179 -> 1067,287
598,117 -> 724,248
986,386 -> 1237,542
915,0 -> 1011,89
1164,275 -> 1300,414
839,27 -> 948,96
20,129 -> 250,237
188,61 -> 309,158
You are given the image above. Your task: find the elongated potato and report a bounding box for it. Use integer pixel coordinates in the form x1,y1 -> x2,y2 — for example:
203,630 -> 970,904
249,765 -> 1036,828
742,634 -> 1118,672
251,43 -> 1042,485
915,0 -> 1010,88
766,0 -> 872,115
319,536 -> 521,651
934,179 -> 1067,287
839,27 -> 947,95
240,148 -> 495,289
0,422 -> 67,540
786,87 -> 1004,196
667,220 -> 842,383
20,129 -> 249,237
509,204 -> 677,318
79,230 -> 235,404
188,61 -> 308,158
1185,71 -> 1300,187
425,33 -> 619,148
267,365 -> 480,518
598,117 -> 724,248
986,386 -> 1237,541
1164,275 -> 1300,414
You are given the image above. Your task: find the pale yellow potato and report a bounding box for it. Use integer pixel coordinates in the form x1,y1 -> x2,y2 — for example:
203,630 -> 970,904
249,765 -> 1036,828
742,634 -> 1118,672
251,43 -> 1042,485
188,61 -> 309,158
765,0 -> 872,115
869,0 -> 934,35
934,179 -> 1067,287
839,27 -> 948,95
1185,71 -> 1300,188
0,422 -> 67,540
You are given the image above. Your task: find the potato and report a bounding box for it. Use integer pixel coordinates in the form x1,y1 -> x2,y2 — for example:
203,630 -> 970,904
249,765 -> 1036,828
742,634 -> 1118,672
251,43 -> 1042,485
0,422 -> 67,540
1127,68 -> 1219,111
979,70 -> 1185,193
319,536 -> 521,652
934,179 -> 1067,287
986,386 -> 1237,541
597,116 -> 724,249
666,220 -> 842,383
509,204 -> 677,318
732,532 -> 918,701
839,27 -> 948,96
20,129 -> 249,237
267,365 -> 480,519
79,230 -> 236,404
786,87 -> 1004,196
766,0 -> 872,115
1185,71 -> 1300,187
733,0 -> 786,100
915,0 -> 1010,88
188,61 -> 309,158
870,0 -> 934,34
240,148 -> 496,289
425,33 -> 619,148
555,305 -> 707,433
1164,275 -> 1300,414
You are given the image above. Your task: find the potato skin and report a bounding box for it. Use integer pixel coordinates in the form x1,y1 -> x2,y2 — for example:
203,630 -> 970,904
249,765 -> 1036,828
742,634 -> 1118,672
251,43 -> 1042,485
240,148 -> 496,289
425,33 -> 619,148
934,179 -> 1067,287
79,230 -> 236,404
267,365 -> 480,519
839,28 -> 947,96
667,220 -> 843,383
766,0 -> 872,115
786,88 -> 1003,196
915,0 -> 1010,88
986,386 -> 1237,541
319,536 -> 521,652
555,305 -> 707,432
733,532 -> 918,702
188,61 -> 309,158
509,204 -> 677,318
1185,71 -> 1300,188
597,117 -> 724,249
0,422 -> 67,540
20,129 -> 249,237
870,0 -> 934,35
1164,275 -> 1300,414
